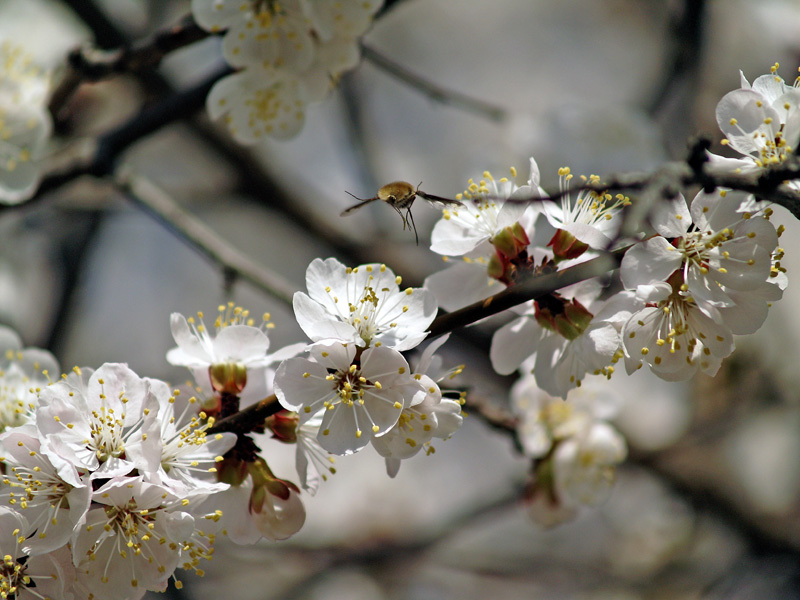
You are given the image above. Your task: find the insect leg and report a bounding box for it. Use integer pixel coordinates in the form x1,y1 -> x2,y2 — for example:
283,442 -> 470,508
406,207 -> 419,246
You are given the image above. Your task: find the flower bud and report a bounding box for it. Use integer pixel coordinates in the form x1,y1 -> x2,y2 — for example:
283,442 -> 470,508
216,456 -> 249,486
491,226 -> 519,258
491,223 -> 530,260
548,229 -> 589,260
246,458 -> 306,540
554,300 -> 594,340
266,411 -> 299,443
535,296 -> 594,340
487,252 -> 509,281
209,361 -> 248,394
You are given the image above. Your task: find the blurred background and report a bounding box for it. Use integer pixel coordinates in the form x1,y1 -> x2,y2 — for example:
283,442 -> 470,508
3,0 -> 800,598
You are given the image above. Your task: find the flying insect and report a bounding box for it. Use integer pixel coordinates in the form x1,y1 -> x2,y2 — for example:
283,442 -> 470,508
341,181 -> 464,245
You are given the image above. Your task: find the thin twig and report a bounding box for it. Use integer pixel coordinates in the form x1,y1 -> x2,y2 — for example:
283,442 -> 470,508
361,43 -> 508,123
114,169 -> 297,305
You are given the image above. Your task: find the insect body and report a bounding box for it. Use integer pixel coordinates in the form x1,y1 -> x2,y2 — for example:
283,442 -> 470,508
341,181 -> 464,245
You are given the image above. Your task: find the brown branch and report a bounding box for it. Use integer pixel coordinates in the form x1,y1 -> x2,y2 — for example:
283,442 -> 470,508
49,15 -> 210,119
428,250 -> 623,338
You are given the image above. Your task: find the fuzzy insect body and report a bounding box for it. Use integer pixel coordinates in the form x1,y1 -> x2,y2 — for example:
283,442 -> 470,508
341,181 -> 464,245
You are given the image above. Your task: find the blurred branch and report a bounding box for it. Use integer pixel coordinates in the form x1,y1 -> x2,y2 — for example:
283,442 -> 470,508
276,484 -> 523,599
375,0 -> 415,20
361,43 -> 508,122
1,65 -> 229,210
646,0 -> 707,116
634,451 -> 800,558
49,15 -> 210,118
114,169 -> 297,305
46,209 -> 106,355
54,4 -> 370,264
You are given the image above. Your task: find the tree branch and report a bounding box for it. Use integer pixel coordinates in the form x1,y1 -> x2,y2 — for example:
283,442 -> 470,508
361,43 -> 508,122
49,15 -> 210,119
114,169 -> 297,305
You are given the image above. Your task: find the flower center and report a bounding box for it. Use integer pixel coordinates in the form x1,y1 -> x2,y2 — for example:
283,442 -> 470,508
1,554 -> 28,599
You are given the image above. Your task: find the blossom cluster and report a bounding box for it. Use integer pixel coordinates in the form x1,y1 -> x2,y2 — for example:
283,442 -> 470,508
193,0 -> 384,141
0,279 -> 465,599
512,375 -> 627,527
415,63 -> 793,527
0,357 -> 236,600
425,158 -> 636,398
426,118 -> 785,398
0,39 -> 51,204
275,258 -> 464,476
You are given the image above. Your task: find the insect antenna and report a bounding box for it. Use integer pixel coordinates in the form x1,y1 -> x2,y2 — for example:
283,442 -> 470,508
341,190 -> 380,216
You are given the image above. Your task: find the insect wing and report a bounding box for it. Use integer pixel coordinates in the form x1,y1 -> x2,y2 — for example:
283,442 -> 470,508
417,190 -> 465,208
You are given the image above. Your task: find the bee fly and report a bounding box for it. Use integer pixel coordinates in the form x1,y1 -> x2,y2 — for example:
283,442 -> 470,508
341,181 -> 464,245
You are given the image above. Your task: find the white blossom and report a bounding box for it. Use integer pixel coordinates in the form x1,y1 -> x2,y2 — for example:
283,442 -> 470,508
73,477 -> 220,600
621,189 -> 779,331
0,506 -> 76,600
0,40 -> 51,204
35,364 -> 163,481
514,375 -> 627,527
206,66 -> 315,143
621,282 -> 734,381
167,304 -> 304,402
0,325 -> 58,431
541,167 -> 630,254
149,388 -> 237,496
371,335 -> 464,476
204,461 -> 306,544
429,159 -> 542,257
489,277 -> 626,397
708,63 -> 800,178
294,258 -> 437,351
425,159 -> 545,310
552,421 -> 627,508
194,0 -> 383,142
0,425 -> 91,555
274,341 -> 420,455
511,374 -> 621,459
293,410 -> 336,494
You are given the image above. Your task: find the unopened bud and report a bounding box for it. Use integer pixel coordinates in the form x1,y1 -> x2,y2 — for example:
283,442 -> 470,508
553,299 -> 593,340
548,229 -> 589,260
209,362 -> 248,394
563,299 -> 593,331
266,411 -> 299,443
217,457 -> 248,486
511,221 -> 530,247
491,227 -> 519,258
487,252 -> 508,280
